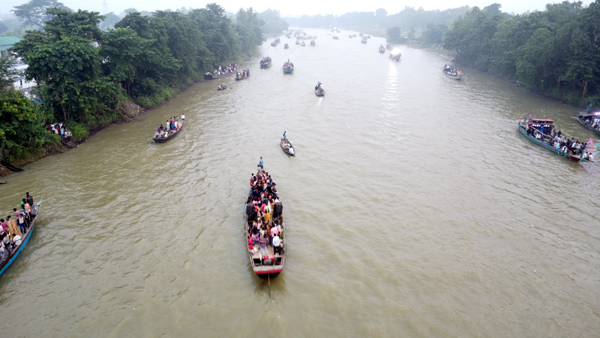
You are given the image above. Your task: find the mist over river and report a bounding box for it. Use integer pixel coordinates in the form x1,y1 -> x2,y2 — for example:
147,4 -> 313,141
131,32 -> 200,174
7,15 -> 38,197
1,29 -> 599,337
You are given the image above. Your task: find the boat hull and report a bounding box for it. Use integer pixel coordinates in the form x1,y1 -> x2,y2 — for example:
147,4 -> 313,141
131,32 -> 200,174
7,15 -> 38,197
235,74 -> 250,81
281,139 -> 295,156
315,89 -> 324,97
443,71 -> 462,80
260,62 -> 271,69
0,200 -> 43,277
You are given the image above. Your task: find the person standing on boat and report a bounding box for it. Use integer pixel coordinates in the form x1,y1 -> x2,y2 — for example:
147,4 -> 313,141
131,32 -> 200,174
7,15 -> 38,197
528,111 -> 533,123
259,157 -> 263,169
7,216 -> 21,238
282,131 -> 287,140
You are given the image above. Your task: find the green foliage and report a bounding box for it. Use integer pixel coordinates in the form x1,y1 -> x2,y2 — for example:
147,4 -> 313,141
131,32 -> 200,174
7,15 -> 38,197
236,7 -> 264,56
65,120 -> 88,139
422,23 -> 447,45
386,27 -> 406,43
258,9 -> 288,35
0,56 -> 19,88
11,0 -> 71,28
0,89 -> 52,161
444,0 -> 600,101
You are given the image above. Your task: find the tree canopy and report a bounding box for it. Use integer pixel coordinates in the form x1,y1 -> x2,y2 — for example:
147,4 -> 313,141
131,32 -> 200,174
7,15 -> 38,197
12,0 -> 71,28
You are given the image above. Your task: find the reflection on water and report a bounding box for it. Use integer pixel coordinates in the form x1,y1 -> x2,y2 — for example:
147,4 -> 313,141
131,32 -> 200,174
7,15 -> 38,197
0,28 -> 599,337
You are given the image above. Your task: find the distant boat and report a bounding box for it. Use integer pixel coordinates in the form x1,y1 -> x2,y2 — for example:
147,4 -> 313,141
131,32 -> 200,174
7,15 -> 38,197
389,50 -> 401,61
153,120 -> 184,143
386,44 -> 393,50
217,84 -> 228,91
204,72 -> 233,80
577,111 -> 600,137
301,41 -> 306,47
310,40 -> 316,46
333,36 -> 339,40
0,199 -> 43,277
283,62 -> 294,74
379,45 -> 385,53
284,43 -> 289,49
361,38 -> 367,44
442,65 -> 463,79
235,69 -> 251,81
260,57 -> 272,68
315,87 -> 324,97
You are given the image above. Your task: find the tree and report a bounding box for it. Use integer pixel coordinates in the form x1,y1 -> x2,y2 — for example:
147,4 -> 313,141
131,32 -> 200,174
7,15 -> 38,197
375,8 -> 387,17
0,56 -> 18,88
100,12 -> 122,30
235,7 -> 263,56
386,27 -> 404,43
12,0 -> 70,28
258,9 -> 289,35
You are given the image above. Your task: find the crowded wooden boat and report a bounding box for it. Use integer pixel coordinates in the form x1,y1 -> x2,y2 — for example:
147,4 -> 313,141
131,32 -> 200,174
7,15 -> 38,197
0,195 -> 43,277
235,69 -> 250,80
282,60 -> 294,74
153,116 -> 184,143
443,64 -> 463,79
517,116 -> 594,162
577,111 -> 600,137
204,64 -> 237,80
245,168 -> 285,278
260,56 -> 272,68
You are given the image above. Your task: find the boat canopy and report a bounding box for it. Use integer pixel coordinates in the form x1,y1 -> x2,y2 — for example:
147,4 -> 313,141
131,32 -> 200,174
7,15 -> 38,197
531,119 -> 554,125
578,111 -> 600,118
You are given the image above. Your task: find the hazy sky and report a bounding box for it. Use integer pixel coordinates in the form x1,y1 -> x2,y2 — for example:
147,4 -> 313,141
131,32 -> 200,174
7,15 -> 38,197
0,0 -> 594,17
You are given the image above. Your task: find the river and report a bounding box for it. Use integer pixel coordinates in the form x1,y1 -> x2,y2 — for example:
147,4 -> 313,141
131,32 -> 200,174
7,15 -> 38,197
1,28 -> 599,337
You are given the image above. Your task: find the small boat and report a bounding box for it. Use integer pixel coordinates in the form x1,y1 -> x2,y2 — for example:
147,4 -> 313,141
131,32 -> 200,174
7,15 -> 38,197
361,38 -> 367,44
301,41 -> 306,47
0,199 -> 43,277
365,35 -> 371,39
271,41 -> 277,47
389,51 -> 401,61
153,120 -> 184,143
310,40 -> 315,46
295,40 -> 300,45
379,45 -> 385,53
284,43 -> 289,49
245,176 -> 285,279
217,84 -> 228,91
442,65 -> 463,80
260,57 -> 272,68
577,111 -> 600,137
333,36 -> 338,40
348,35 -> 353,38
315,87 -> 324,97
204,71 -> 234,80
235,69 -> 251,81
283,63 -> 294,74
386,44 -> 393,50
280,138 -> 295,156
517,118 -> 594,162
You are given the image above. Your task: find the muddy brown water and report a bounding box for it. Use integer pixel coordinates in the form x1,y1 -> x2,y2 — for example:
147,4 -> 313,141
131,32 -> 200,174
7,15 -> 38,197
1,29 -> 599,337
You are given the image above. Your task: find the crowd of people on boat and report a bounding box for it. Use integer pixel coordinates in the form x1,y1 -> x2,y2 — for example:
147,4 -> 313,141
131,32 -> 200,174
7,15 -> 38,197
260,56 -> 271,64
48,123 -> 72,142
156,115 -> 184,138
208,64 -> 238,77
583,115 -> 600,130
443,64 -> 461,76
0,193 -> 36,262
236,69 -> 250,79
245,164 -> 284,266
283,59 -> 294,68
525,117 -> 592,160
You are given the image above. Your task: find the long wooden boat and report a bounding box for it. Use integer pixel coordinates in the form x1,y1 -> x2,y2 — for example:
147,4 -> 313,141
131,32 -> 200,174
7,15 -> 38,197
280,138 -> 295,156
1,161 -> 24,172
0,199 -> 43,277
245,185 -> 285,278
153,120 -> 184,143
315,88 -> 325,97
283,64 -> 294,74
204,72 -> 234,80
517,119 -> 594,162
577,111 -> 600,137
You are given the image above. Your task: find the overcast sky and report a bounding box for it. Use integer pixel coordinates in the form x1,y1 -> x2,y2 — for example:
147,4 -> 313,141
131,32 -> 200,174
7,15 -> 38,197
0,0 -> 594,18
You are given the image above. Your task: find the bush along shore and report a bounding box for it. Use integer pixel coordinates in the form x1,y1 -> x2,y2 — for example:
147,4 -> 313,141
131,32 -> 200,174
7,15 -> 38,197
1,4 -> 271,176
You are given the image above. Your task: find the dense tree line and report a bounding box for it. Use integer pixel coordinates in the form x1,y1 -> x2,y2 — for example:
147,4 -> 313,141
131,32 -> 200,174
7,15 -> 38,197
0,3 -> 264,163
442,1 -> 600,105
257,9 -> 289,35
285,6 -> 469,33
